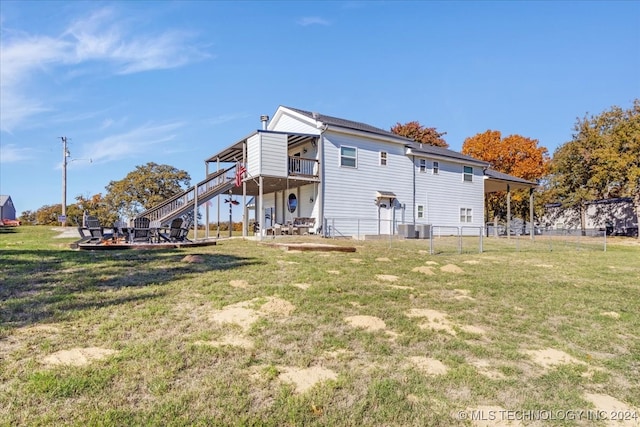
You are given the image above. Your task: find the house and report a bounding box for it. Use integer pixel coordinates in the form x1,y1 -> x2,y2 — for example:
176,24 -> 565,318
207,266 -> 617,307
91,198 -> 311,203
138,106 -> 537,239
544,197 -> 638,237
0,195 -> 17,220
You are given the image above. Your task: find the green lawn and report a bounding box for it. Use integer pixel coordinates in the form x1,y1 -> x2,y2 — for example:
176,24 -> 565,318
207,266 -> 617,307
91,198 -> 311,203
1,226 -> 639,426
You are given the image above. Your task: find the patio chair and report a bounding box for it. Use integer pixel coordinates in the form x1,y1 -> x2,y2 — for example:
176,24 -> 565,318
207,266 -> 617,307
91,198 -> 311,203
130,217 -> 151,243
77,216 -> 112,244
158,218 -> 186,242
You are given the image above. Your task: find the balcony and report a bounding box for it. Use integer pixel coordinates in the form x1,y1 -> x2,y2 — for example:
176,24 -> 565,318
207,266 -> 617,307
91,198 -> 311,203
288,156 -> 318,178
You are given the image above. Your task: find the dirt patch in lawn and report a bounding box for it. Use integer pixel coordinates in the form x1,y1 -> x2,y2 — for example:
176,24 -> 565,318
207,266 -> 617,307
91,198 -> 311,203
453,289 -> 476,301
440,264 -> 464,274
522,348 -> 586,370
376,274 -> 399,282
469,359 -> 506,380
292,283 -> 311,290
344,315 -> 387,332
41,347 -> 119,367
600,311 -> 621,319
412,266 -> 435,275
408,356 -> 448,375
466,405 -> 524,427
406,308 -> 456,335
229,279 -> 249,289
210,297 -> 296,330
463,260 -> 480,265
583,393 -> 639,424
278,366 -> 338,393
327,270 -> 341,275
375,257 -> 391,262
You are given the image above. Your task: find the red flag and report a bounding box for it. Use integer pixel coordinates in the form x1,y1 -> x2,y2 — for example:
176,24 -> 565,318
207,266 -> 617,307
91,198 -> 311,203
235,164 -> 246,187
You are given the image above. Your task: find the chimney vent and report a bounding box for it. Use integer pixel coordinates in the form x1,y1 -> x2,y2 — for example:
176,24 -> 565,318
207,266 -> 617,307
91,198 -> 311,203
260,115 -> 269,130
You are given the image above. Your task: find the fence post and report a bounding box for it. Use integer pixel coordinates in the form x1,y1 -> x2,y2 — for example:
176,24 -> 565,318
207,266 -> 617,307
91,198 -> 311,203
357,218 -> 360,241
430,226 -> 434,255
332,218 -> 335,239
603,229 -> 607,252
479,227 -> 483,253
458,227 -> 462,254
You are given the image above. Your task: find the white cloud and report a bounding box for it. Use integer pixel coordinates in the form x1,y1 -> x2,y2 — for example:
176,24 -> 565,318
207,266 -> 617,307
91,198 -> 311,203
205,113 -> 250,127
0,144 -> 34,163
0,7 -> 209,133
81,121 -> 185,164
297,17 -> 330,27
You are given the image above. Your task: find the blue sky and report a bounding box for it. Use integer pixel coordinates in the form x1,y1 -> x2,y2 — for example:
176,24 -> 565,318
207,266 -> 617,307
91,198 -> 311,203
1,0 -> 639,216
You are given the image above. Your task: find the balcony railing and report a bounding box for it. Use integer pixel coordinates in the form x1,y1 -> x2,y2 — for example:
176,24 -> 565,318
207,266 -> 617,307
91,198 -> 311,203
288,156 -> 318,177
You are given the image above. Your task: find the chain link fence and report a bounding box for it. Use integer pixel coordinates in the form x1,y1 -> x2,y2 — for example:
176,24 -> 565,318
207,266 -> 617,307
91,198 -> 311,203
323,217 -> 609,254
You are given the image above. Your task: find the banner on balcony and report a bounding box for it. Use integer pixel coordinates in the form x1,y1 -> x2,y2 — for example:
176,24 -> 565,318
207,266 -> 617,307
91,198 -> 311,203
235,164 -> 246,187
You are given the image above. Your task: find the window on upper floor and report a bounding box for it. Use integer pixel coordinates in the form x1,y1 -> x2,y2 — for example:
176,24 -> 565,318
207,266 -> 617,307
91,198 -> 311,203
433,161 -> 439,175
380,151 -> 387,166
463,166 -> 473,182
417,205 -> 425,219
419,159 -> 427,173
340,146 -> 357,168
460,208 -> 472,223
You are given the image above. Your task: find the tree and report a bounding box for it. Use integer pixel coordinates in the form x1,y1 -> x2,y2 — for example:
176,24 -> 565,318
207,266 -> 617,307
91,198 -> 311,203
391,121 -> 449,148
75,194 -> 118,226
18,210 -> 36,225
462,130 -> 550,222
104,162 -> 191,219
550,99 -> 640,237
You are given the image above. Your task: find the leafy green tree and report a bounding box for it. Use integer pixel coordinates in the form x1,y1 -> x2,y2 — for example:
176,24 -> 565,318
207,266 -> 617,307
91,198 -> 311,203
18,210 -> 36,225
391,121 -> 449,148
75,194 -> 118,226
104,162 -> 191,219
34,204 -> 62,225
550,99 -> 640,237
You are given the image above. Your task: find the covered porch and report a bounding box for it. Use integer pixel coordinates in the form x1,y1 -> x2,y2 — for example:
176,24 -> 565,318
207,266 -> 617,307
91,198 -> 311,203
203,130 -> 321,238
483,169 -> 539,238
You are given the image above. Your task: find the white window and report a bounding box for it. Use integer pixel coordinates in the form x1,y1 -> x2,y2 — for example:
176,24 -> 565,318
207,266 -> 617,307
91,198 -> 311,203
417,205 -> 425,219
340,146 -> 357,168
460,208 -> 472,223
380,151 -> 387,166
419,159 -> 427,173
433,161 -> 439,175
463,166 -> 473,182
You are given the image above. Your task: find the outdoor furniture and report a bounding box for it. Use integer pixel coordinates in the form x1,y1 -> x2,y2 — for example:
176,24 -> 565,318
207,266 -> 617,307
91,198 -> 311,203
77,216 -> 112,244
292,217 -> 316,235
130,217 -> 151,243
158,218 -> 191,242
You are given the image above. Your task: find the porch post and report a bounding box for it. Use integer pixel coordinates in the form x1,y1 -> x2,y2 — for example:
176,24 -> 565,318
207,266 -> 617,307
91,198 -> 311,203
530,187 -> 535,241
242,141 -> 247,237
506,184 -> 511,240
217,158 -> 220,238
258,175 -> 264,241
205,161 -> 210,239
194,182 -> 198,241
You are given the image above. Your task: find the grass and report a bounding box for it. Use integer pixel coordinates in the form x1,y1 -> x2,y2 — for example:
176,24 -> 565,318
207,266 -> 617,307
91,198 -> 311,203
1,226 -> 639,426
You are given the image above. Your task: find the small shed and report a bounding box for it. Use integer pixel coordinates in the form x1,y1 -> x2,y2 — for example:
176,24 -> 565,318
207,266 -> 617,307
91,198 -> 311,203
0,195 -> 17,220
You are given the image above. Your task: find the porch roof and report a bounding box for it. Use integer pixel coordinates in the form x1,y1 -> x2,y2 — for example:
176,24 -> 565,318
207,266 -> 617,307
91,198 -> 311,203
205,130 -> 318,164
483,169 -> 538,193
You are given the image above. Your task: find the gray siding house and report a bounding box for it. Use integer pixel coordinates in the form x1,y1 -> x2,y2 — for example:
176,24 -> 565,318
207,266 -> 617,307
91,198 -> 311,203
0,195 -> 17,220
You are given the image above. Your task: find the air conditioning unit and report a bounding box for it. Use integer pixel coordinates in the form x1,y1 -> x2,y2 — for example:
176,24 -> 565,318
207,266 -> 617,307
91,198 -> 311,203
397,224 -> 416,239
415,224 -> 431,239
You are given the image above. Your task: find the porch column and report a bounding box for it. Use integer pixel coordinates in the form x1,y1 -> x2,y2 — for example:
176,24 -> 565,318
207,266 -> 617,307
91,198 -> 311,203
205,161 -> 210,239
242,141 -> 247,237
506,184 -> 511,240
529,188 -> 535,241
217,158 -> 220,238
258,175 -> 264,241
193,182 -> 198,241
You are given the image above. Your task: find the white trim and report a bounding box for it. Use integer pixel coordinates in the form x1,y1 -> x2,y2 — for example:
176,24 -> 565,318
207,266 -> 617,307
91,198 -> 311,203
379,151 -> 388,166
459,207 -> 473,223
433,161 -> 439,175
340,145 -> 357,168
419,158 -> 427,173
463,165 -> 473,182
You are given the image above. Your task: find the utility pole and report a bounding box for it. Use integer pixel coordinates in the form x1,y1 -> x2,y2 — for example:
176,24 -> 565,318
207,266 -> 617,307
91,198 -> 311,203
59,136 -> 69,227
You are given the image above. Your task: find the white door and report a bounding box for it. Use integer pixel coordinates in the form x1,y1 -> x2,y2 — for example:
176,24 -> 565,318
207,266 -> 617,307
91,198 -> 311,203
379,201 -> 392,235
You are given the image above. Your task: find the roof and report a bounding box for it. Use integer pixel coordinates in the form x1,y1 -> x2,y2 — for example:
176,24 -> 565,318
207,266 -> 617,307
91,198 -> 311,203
406,142 -> 489,166
283,106 -> 410,142
483,169 -> 538,193
0,195 -> 12,206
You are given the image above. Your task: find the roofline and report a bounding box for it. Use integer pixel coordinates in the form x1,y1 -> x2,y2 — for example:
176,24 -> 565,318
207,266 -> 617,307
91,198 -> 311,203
406,147 -> 489,166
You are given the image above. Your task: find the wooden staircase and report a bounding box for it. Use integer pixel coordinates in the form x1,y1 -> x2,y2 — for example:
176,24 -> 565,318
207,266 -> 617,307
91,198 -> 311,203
136,165 -> 237,224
